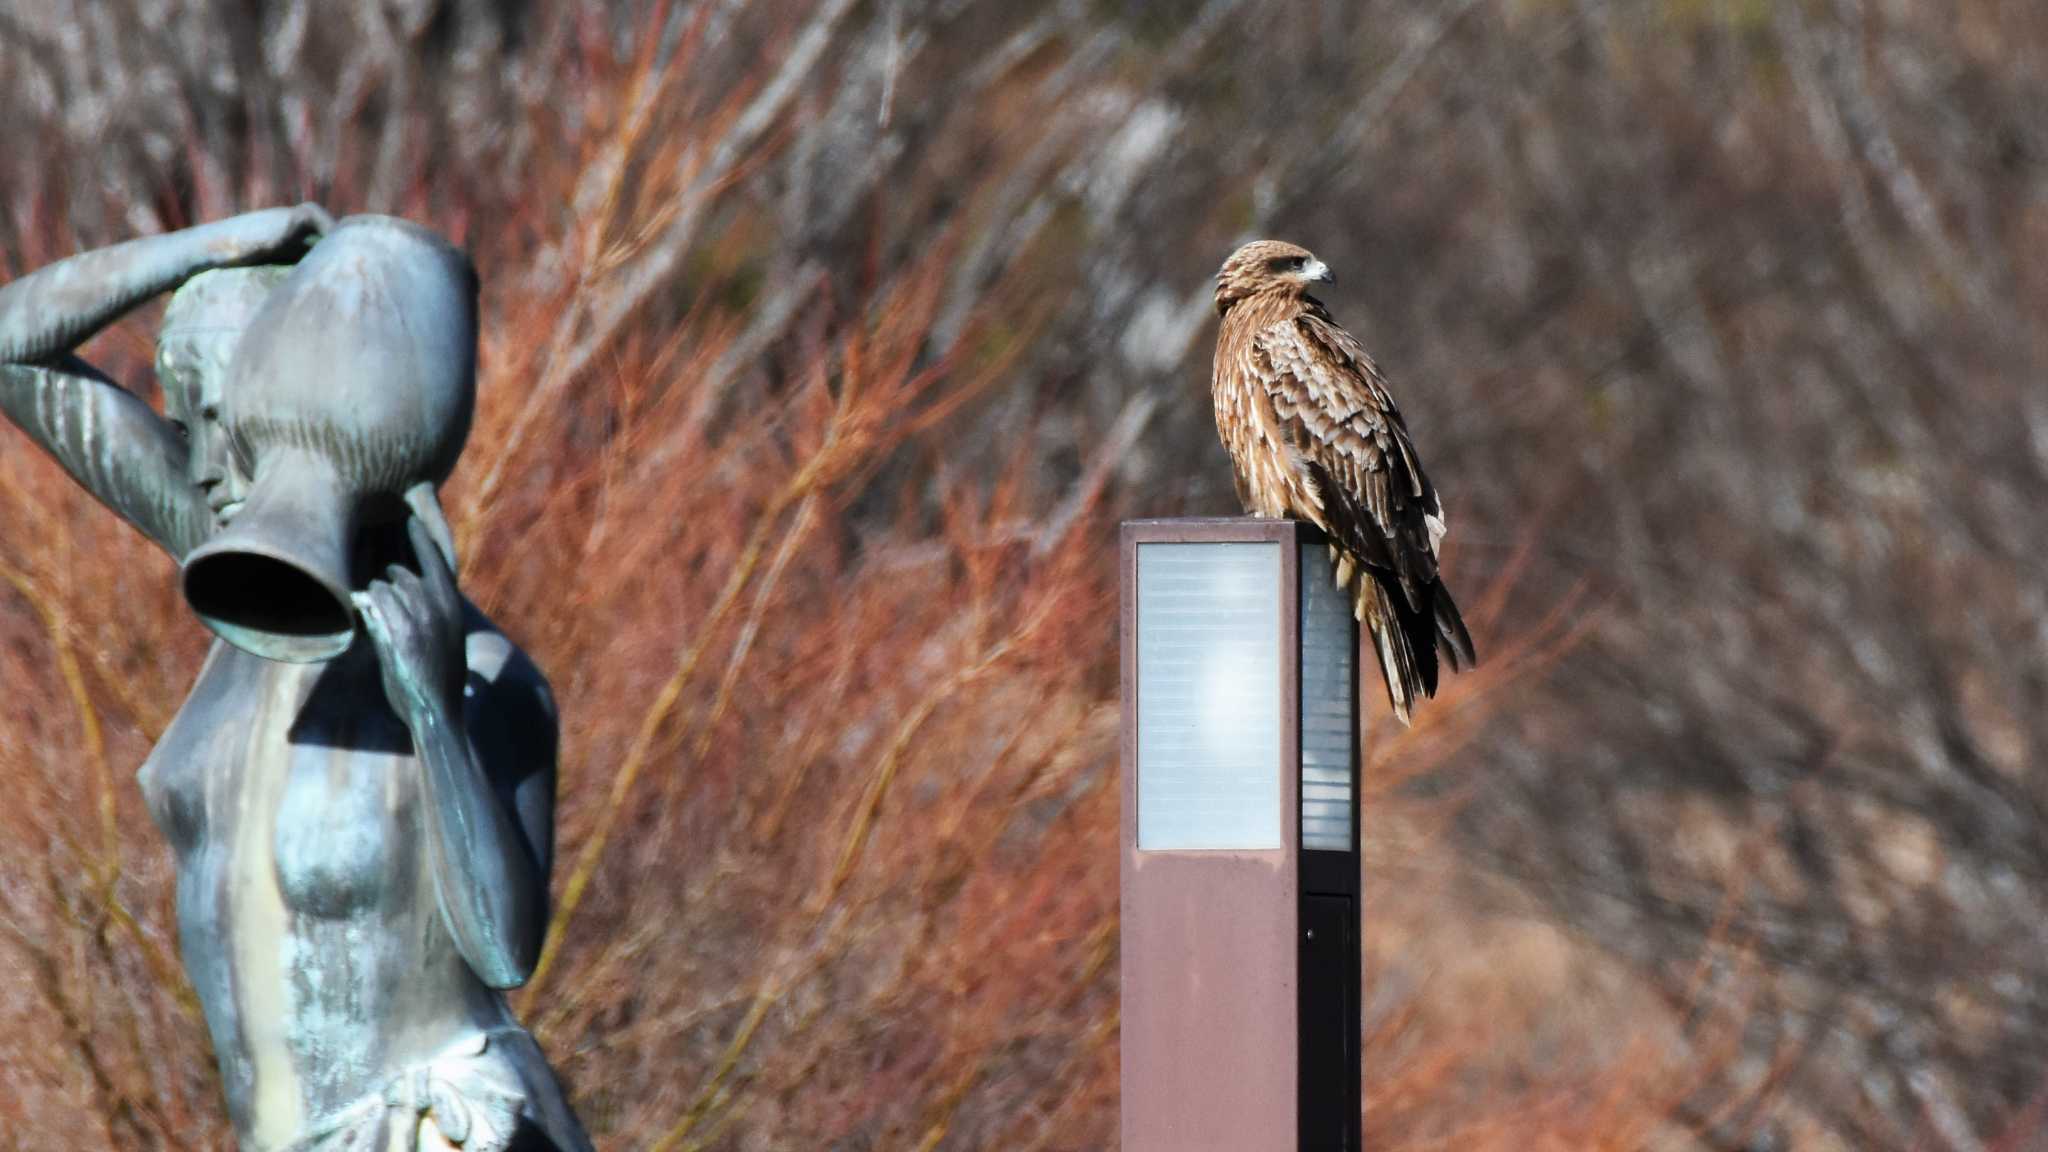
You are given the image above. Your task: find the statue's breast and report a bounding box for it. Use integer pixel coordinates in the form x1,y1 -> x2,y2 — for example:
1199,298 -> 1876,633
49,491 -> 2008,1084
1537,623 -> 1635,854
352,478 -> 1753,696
138,643 -> 269,859
139,642 -> 422,920
271,736 -> 418,920
270,651 -> 421,920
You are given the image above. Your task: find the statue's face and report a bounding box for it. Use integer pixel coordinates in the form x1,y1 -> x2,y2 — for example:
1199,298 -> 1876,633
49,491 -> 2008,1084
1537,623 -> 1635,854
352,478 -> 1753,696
157,333 -> 251,526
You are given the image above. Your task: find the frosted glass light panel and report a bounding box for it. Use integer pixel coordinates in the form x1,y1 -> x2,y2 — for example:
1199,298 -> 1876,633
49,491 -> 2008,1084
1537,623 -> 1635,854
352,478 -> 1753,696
1136,542 -> 1283,850
1298,545 -> 1357,851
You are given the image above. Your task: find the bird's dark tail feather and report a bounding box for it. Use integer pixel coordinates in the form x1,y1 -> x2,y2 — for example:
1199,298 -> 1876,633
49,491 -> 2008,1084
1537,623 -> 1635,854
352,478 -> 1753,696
1356,572 -> 1477,727
1432,582 -> 1477,672
1393,587 -> 1441,702
1357,577 -> 1426,727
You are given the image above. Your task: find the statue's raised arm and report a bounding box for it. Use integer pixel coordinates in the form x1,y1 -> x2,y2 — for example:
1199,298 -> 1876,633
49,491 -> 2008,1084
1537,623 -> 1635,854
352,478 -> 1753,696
0,206 -> 330,558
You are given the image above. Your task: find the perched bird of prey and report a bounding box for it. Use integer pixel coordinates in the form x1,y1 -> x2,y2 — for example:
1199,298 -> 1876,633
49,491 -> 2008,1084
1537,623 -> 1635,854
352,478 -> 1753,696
1211,239 -> 1476,724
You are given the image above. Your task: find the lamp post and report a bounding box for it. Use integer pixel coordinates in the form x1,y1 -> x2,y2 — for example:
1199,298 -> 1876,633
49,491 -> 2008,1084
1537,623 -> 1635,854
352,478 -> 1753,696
1120,517 -> 1362,1152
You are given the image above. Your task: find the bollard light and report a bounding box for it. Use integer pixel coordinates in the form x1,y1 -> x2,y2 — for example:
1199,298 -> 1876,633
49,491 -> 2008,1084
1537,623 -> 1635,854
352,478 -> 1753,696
1121,518 -> 1362,1152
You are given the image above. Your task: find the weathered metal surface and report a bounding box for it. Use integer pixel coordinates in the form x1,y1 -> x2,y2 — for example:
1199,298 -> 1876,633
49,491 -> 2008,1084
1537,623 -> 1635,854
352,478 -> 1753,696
0,209 -> 589,1151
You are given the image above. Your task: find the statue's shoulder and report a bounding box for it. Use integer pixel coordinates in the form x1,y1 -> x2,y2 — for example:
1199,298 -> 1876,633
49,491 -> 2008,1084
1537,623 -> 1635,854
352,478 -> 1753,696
459,600 -> 557,722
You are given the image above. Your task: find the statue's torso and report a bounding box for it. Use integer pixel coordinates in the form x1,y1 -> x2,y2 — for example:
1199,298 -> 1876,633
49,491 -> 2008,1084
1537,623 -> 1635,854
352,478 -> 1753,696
139,641 -> 516,1150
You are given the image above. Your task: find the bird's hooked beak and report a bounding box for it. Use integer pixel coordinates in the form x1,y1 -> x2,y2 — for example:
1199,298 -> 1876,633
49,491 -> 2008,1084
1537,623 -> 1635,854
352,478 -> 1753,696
1302,258 -> 1334,285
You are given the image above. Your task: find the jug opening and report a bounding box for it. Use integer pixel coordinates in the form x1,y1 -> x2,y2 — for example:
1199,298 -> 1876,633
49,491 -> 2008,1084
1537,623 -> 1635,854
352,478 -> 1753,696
184,551 -> 354,661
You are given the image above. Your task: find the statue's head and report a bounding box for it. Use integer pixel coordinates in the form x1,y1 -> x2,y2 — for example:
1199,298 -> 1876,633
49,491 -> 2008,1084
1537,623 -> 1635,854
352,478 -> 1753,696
158,266 -> 293,525
181,215 -> 478,662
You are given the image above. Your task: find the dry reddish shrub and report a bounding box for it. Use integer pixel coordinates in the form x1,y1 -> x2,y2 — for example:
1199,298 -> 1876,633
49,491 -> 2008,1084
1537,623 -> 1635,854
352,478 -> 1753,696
0,9 -> 1135,1148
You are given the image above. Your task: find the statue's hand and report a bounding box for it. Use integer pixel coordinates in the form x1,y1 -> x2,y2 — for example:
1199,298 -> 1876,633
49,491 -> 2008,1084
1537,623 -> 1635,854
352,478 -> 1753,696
356,511 -> 468,724
207,203 -> 334,267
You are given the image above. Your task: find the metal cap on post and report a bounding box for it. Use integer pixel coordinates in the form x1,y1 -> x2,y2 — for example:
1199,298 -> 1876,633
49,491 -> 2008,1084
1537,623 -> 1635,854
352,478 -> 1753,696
1121,518 -> 1362,1152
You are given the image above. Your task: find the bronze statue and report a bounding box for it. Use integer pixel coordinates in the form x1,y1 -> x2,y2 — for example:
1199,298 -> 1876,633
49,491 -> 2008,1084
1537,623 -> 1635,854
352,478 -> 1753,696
0,210 -> 590,1151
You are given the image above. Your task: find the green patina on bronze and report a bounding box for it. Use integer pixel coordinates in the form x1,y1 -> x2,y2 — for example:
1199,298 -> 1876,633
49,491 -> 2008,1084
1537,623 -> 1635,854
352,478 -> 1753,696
0,210 -> 589,1152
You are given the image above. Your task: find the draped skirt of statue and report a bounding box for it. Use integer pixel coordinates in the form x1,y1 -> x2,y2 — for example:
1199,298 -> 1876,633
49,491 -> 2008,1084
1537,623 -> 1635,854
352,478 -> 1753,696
285,1026 -> 591,1152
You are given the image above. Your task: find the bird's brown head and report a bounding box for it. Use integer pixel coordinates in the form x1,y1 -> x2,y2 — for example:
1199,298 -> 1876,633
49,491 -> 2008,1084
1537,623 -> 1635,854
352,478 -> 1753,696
1214,240 -> 1333,316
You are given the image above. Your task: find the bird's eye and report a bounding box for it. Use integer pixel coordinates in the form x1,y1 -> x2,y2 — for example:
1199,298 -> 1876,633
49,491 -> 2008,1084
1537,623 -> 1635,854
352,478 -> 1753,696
1266,255 -> 1308,273
201,405 -> 220,423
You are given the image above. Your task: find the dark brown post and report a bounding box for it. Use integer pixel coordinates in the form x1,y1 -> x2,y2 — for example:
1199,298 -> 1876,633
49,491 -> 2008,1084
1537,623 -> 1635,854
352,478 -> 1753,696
1120,517 -> 1362,1152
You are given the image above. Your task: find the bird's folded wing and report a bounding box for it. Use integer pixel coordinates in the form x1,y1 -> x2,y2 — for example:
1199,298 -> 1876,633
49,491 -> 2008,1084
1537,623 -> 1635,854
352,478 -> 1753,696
1250,315 -> 1442,607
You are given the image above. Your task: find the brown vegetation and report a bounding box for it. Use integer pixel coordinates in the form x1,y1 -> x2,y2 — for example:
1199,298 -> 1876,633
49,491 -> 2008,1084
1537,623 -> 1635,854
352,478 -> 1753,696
1,0 -> 2044,1149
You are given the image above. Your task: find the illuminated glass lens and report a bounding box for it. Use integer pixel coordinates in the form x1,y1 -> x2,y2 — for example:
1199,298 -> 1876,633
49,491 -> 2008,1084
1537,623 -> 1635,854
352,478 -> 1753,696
1136,542 -> 1283,850
1298,545 -> 1355,852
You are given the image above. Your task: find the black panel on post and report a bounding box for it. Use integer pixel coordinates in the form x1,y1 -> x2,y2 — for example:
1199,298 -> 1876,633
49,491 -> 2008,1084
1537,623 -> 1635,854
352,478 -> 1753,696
1299,894 -> 1359,1152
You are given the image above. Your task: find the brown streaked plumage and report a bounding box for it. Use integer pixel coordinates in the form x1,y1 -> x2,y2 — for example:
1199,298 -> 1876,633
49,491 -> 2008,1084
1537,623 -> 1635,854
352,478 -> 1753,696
1211,239 -> 1476,724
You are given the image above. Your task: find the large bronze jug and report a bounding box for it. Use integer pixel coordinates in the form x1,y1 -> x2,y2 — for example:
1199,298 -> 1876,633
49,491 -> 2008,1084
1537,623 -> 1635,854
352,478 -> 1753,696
181,215 -> 477,662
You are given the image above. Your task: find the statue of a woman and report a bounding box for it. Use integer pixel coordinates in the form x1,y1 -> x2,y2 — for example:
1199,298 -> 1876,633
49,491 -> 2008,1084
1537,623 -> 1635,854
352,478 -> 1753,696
0,209 -> 590,1152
